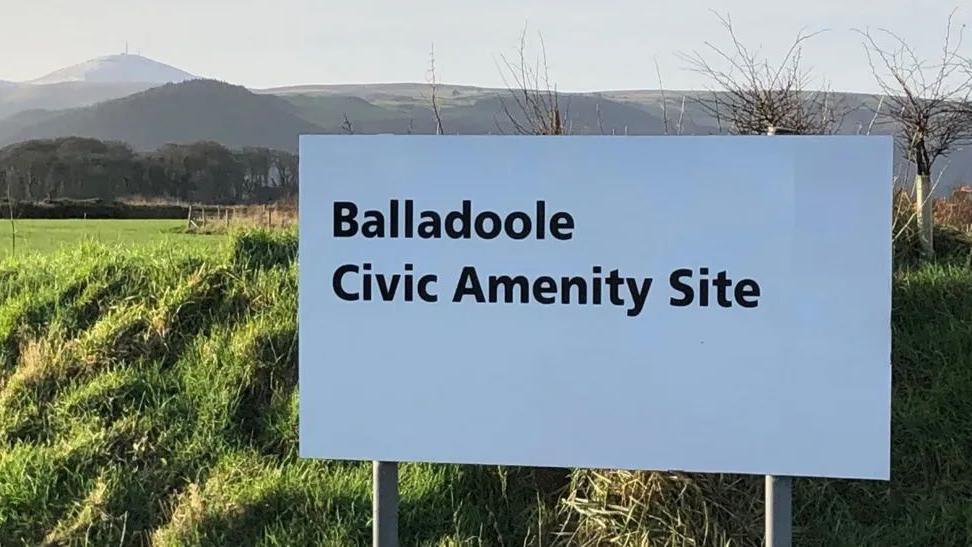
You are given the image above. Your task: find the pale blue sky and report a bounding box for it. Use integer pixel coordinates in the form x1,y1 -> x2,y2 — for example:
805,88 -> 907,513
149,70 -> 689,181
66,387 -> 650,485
1,0 -> 967,92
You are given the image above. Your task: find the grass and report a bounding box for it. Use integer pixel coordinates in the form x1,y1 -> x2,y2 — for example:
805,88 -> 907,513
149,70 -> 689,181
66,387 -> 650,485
0,231 -> 558,546
0,229 -> 970,545
0,219 -> 223,259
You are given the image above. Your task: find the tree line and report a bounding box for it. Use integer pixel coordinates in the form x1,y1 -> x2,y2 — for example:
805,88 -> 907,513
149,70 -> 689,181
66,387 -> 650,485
0,137 -> 297,204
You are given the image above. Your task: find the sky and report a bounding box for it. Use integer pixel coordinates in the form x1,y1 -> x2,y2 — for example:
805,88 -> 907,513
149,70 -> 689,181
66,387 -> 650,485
0,0 -> 967,93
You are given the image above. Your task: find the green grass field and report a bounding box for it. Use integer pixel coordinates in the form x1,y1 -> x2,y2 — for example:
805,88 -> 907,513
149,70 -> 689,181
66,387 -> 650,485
0,230 -> 970,545
0,219 -> 224,259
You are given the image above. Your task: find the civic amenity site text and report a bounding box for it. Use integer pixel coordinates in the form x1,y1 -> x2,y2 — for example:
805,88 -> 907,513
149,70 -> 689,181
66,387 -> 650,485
330,200 -> 762,317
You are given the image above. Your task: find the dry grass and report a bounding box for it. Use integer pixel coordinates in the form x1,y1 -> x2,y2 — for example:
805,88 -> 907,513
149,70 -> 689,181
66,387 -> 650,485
186,204 -> 297,233
558,470 -> 762,546
894,188 -> 972,265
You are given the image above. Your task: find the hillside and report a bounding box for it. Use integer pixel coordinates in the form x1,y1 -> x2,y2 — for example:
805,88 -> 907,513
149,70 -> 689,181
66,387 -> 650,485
0,231 -> 969,544
0,81 -> 159,119
0,80 -> 323,152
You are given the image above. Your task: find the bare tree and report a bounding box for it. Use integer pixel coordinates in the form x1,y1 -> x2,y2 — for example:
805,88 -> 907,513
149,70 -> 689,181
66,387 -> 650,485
680,12 -> 844,136
858,11 -> 972,258
497,28 -> 567,135
427,43 -> 446,135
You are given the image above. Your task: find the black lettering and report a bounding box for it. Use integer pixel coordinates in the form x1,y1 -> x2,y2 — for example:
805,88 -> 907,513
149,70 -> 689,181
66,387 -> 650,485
361,263 -> 373,300
669,268 -> 694,306
418,211 -> 442,238
551,212 -> 574,240
489,275 -> 530,304
376,273 -> 400,301
334,202 -> 358,237
736,279 -> 761,308
504,212 -> 532,239
698,267 -> 710,307
475,211 -> 502,239
562,276 -> 587,304
626,277 -> 653,317
445,200 -> 472,238
714,270 -> 733,307
332,264 -> 359,301
362,211 -> 384,238
606,269 -> 625,306
405,199 -> 414,238
592,265 -> 602,305
453,266 -> 485,302
533,276 -> 557,304
418,274 -> 438,302
536,200 -> 546,239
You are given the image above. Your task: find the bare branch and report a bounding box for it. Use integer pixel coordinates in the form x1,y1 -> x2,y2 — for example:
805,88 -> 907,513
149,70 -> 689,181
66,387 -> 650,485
497,26 -> 567,135
679,12 -> 843,135
427,43 -> 445,135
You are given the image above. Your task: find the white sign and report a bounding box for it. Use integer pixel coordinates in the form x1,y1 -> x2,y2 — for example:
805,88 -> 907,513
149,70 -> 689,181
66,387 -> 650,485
299,135 -> 892,480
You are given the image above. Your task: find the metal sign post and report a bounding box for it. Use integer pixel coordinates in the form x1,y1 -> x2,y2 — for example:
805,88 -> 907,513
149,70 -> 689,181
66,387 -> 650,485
373,460 -> 399,547
763,126 -> 793,547
765,475 -> 792,547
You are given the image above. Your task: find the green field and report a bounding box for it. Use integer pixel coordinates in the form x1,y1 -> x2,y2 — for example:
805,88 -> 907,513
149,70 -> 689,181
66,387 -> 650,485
0,219 -> 224,259
0,230 -> 971,545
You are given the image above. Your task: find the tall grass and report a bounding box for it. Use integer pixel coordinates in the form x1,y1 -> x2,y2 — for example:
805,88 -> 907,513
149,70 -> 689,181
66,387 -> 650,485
0,230 -> 970,545
0,231 -> 555,545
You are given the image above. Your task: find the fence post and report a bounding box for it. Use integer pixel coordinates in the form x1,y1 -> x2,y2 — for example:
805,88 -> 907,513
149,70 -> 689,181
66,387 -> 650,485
186,204 -> 193,231
373,461 -> 399,547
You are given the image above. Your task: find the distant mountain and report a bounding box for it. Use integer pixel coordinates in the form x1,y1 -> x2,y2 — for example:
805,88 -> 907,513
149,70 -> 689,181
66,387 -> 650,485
0,80 -> 323,151
29,54 -> 196,85
0,54 -> 200,119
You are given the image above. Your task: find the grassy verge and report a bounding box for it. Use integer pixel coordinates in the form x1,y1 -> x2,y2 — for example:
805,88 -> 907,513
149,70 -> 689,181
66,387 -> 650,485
0,231 -> 970,545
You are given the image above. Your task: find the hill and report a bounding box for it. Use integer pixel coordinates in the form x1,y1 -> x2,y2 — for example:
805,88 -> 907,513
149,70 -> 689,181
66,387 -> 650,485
0,80 -> 323,152
0,54 -> 199,119
0,81 -> 160,119
29,54 -> 196,85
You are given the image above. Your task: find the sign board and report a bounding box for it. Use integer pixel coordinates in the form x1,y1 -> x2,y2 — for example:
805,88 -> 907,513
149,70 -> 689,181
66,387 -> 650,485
299,135 -> 892,480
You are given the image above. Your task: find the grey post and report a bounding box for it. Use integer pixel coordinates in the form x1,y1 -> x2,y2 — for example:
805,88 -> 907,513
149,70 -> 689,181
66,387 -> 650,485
763,126 -> 793,547
765,475 -> 792,547
373,461 -> 399,547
